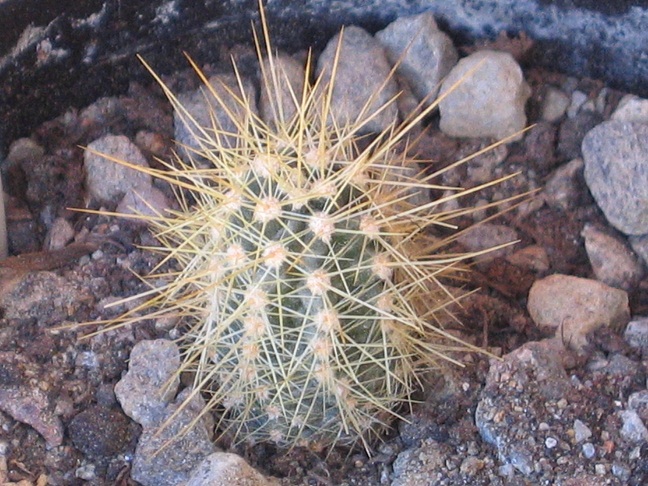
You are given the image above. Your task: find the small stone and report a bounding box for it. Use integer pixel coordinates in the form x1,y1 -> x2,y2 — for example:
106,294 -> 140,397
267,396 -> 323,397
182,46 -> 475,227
582,121 -> 648,235
545,437 -> 558,448
543,158 -> 585,211
527,274 -> 630,349
611,462 -> 631,482
611,94 -> 648,123
573,420 -> 592,443
582,442 -> 596,459
116,184 -> 171,222
317,26 -> 399,133
595,463 -> 607,475
84,134 -> 152,203
438,50 -> 531,140
581,223 -> 644,290
44,217 -> 75,251
185,452 -> 278,486
618,410 -> 648,444
459,456 -> 484,476
567,90 -> 588,118
376,12 -> 458,107
541,86 -> 570,122
505,245 -> 550,273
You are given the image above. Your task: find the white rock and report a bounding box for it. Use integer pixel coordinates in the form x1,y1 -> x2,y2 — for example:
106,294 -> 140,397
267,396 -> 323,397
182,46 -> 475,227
541,87 -> 570,122
186,453 -> 279,486
438,50 -> 531,140
611,94 -> 648,123
84,135 -> 152,203
618,410 -> 648,444
624,318 -> 648,357
527,274 -> 629,349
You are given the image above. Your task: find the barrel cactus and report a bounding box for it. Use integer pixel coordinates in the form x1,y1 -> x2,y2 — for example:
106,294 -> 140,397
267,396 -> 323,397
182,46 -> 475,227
100,8 -> 511,453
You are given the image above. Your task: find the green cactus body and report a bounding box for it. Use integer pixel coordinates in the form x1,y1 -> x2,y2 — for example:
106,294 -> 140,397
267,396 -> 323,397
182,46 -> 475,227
102,12 -> 506,452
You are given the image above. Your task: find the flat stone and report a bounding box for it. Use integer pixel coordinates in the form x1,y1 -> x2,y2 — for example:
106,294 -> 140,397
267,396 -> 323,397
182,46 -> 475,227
527,274 -> 629,349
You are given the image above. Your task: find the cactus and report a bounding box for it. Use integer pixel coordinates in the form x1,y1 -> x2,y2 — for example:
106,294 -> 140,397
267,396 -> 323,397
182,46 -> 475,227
96,6 -> 518,452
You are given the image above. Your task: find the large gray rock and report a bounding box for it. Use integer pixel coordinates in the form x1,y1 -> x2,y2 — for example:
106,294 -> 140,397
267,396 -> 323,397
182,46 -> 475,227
582,121 -> 648,235
174,73 -> 257,162
527,274 -> 629,349
376,12 -> 458,107
316,26 -> 399,133
115,339 -> 217,486
438,50 -> 530,140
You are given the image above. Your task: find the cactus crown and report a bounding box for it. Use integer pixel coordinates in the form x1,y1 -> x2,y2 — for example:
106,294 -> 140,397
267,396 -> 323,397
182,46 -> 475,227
93,4 -> 517,453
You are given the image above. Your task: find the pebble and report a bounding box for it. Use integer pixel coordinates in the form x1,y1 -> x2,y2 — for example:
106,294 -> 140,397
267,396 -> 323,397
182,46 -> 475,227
582,443 -> 596,459
44,217 -> 75,251
567,90 -> 588,118
581,223 -> 644,290
543,158 -> 585,211
545,437 -> 558,448
258,53 -> 305,127
624,319 -> 648,357
611,94 -> 648,123
541,86 -> 570,122
573,420 -> 592,443
618,410 -> 648,444
505,245 -> 551,273
185,453 -> 279,486
84,134 -> 152,203
116,184 -> 171,222
316,26 -> 399,133
376,12 -> 458,107
582,121 -> 648,235
438,50 -> 531,140
174,73 -> 257,161
527,274 -> 629,349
